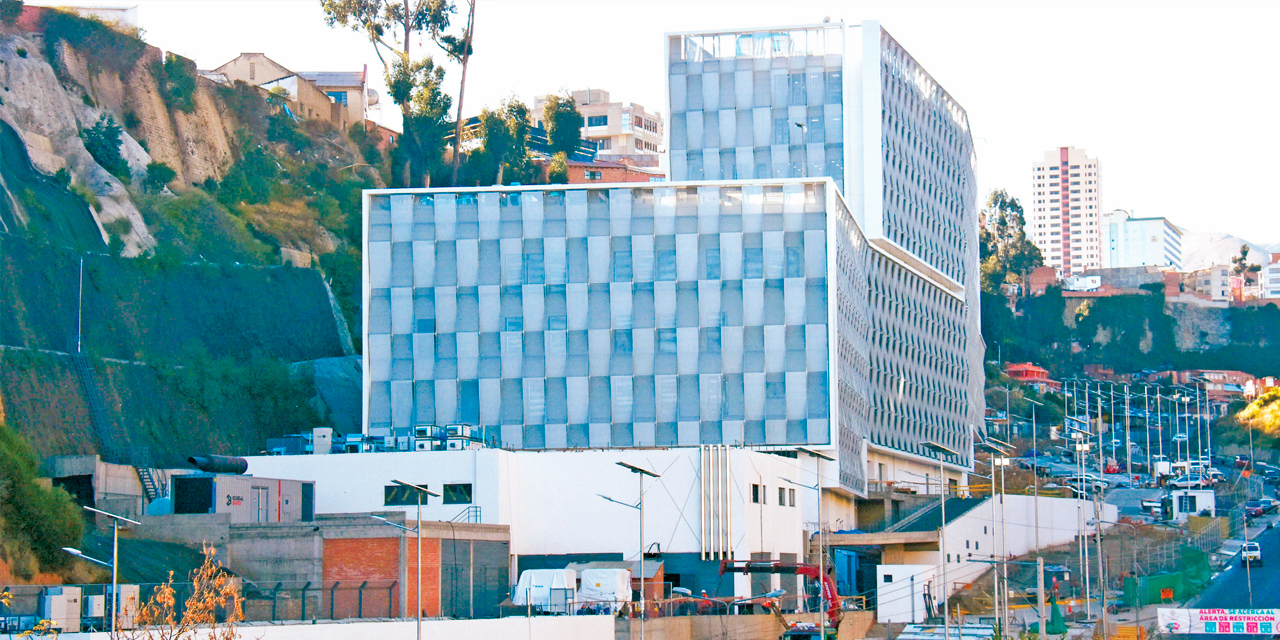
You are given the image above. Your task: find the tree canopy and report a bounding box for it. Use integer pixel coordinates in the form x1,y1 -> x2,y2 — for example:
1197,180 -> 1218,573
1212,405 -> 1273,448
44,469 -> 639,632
542,92 -> 583,158
979,189 -> 1043,295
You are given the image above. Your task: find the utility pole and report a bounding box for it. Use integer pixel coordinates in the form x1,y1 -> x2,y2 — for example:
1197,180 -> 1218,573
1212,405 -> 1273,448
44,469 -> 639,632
1037,556 -> 1047,639
77,256 -> 84,353
1125,384 -> 1133,481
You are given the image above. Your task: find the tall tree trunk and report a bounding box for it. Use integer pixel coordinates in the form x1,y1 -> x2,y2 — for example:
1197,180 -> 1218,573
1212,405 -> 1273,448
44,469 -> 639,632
449,0 -> 476,187
401,0 -> 413,187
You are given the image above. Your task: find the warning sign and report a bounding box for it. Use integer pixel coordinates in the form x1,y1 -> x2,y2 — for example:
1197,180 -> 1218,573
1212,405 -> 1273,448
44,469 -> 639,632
1158,609 -> 1280,634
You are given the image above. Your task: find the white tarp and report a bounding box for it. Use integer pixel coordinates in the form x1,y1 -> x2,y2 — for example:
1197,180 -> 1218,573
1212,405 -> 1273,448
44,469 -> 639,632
1157,608 -> 1280,634
575,569 -> 632,613
512,569 -> 577,609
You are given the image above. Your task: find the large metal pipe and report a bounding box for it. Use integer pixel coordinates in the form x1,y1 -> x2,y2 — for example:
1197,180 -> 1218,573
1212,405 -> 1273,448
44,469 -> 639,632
188,454 -> 248,474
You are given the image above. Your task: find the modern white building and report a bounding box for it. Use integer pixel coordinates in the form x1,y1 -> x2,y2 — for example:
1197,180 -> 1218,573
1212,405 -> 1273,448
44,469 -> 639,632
244,446 -> 807,598
1027,147 -> 1103,274
362,20 -> 983,541
533,89 -> 664,165
1262,253 -> 1280,299
664,20 -> 984,502
1101,210 -> 1183,271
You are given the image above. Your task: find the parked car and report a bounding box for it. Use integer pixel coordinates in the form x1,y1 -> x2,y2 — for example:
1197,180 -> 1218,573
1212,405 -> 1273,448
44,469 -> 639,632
1237,454 -> 1252,469
1207,468 -> 1227,483
1172,433 -> 1189,443
1264,469 -> 1280,486
1169,474 -> 1206,490
1242,542 -> 1262,567
1244,500 -> 1268,518
1260,497 -> 1279,514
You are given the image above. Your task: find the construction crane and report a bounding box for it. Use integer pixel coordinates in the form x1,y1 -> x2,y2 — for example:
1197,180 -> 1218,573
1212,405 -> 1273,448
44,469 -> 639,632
719,560 -> 840,638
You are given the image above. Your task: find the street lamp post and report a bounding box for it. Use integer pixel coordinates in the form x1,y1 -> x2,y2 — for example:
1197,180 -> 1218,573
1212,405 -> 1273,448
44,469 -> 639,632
65,506 -> 141,638
787,447 -> 835,638
1026,398 -> 1044,551
606,462 -> 660,640
375,480 -> 439,640
923,441 -> 959,640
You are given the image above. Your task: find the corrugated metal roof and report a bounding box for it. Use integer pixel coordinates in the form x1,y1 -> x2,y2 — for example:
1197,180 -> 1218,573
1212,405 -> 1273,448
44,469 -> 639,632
299,72 -> 363,87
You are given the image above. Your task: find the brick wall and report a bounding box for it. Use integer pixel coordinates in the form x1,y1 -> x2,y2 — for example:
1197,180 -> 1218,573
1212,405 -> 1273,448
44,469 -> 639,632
322,537 -> 442,618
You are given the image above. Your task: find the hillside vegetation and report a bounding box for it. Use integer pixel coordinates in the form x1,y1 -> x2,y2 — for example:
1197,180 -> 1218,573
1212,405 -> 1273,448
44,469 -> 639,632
984,287 -> 1280,378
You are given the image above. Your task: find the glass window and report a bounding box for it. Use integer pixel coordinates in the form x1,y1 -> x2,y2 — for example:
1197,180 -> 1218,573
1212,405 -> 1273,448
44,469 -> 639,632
443,483 -> 473,504
613,250 -> 633,281
785,246 -> 804,278
657,328 -> 678,354
587,115 -> 607,127
744,248 -> 764,279
705,247 -> 721,279
656,250 -> 677,280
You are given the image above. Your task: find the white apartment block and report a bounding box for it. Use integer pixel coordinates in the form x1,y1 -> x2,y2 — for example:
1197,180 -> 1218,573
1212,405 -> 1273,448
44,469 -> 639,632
1027,147 -> 1102,274
1184,264 -> 1233,302
1262,253 -> 1280,299
533,89 -> 664,163
1101,209 -> 1183,271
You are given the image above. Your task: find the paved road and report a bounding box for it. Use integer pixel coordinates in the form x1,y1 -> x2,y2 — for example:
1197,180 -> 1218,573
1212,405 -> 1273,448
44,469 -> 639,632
1182,522 -> 1280,640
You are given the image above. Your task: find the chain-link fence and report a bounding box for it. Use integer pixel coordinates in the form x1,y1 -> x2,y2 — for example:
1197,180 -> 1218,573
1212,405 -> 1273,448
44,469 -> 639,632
1,579 -> 403,632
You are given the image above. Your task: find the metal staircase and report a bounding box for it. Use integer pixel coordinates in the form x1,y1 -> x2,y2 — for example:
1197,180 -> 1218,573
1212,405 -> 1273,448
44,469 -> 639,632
451,506 -> 481,523
70,353 -> 167,501
70,353 -> 127,462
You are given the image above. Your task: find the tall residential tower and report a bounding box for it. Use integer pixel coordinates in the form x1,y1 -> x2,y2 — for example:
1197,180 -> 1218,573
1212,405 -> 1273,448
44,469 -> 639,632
1027,147 -> 1102,274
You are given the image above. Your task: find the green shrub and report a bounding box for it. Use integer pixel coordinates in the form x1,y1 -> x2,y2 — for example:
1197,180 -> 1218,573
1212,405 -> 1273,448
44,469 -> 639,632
123,110 -> 140,130
81,93 -> 94,106
217,144 -> 277,208
14,47 -> 26,58
0,421 -> 84,574
81,114 -> 130,183
266,109 -> 309,151
145,160 -> 176,191
0,0 -> 22,24
103,217 -> 132,236
42,9 -> 146,79
70,182 -> 100,210
53,167 -> 71,186
151,52 -> 197,113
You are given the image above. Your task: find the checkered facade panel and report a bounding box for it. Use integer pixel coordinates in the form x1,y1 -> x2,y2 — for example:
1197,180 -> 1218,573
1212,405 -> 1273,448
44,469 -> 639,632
667,27 -> 845,194
879,29 -> 977,285
365,183 -> 832,451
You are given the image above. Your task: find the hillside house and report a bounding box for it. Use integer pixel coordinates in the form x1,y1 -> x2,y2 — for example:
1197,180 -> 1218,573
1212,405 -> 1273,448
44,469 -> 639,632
206,53 -> 377,129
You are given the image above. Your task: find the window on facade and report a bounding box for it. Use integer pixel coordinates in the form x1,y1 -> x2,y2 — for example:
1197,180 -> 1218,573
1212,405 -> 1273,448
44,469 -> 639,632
327,91 -> 349,106
587,115 -> 607,127
597,139 -> 612,150
586,170 -> 603,180
635,139 -> 643,149
751,484 -> 761,504
249,62 -> 256,80
443,483 -> 473,504
779,487 -> 786,506
384,483 -> 429,506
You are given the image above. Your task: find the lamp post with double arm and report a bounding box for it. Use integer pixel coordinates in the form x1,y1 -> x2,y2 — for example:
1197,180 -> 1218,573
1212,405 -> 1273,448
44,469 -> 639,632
372,480 -> 439,640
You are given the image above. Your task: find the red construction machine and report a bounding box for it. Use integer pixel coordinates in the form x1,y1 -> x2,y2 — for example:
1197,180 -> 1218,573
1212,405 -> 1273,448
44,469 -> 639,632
719,559 -> 841,637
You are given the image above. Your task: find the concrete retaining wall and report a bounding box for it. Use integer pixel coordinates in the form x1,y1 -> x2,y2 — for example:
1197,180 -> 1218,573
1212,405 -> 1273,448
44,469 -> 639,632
0,615 -> 614,640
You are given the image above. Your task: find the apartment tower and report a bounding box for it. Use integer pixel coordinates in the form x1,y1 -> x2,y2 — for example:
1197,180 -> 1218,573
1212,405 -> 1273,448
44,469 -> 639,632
1028,147 -> 1102,274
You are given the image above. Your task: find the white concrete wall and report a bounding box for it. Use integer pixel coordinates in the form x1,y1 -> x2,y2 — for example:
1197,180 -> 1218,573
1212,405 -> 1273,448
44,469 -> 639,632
244,448 -> 804,563
20,615 -> 614,640
899,494 -> 1117,598
877,564 -> 937,623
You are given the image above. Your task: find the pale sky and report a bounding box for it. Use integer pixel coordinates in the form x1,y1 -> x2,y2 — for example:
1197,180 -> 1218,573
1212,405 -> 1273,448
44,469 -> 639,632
51,0 -> 1280,242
